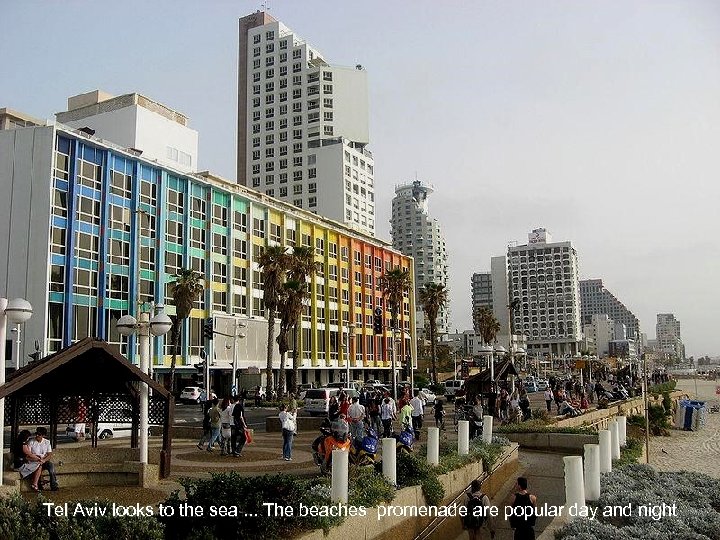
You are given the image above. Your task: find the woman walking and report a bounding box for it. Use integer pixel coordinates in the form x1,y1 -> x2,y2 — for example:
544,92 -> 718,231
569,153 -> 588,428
279,404 -> 296,461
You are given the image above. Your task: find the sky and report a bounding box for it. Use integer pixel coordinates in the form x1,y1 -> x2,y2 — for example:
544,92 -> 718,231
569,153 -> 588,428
2,1 -> 719,358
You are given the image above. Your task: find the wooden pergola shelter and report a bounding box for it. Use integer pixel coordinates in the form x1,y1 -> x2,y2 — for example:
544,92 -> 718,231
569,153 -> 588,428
0,338 -> 174,478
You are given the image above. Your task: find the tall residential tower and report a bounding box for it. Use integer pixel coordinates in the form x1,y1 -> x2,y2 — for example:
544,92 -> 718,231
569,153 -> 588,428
237,12 -> 375,235
390,180 -> 449,335
507,228 -> 583,357
579,278 -> 640,340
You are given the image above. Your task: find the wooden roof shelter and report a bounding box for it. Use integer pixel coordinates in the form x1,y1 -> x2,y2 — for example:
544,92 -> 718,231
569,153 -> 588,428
0,338 -> 174,478
464,359 -> 520,398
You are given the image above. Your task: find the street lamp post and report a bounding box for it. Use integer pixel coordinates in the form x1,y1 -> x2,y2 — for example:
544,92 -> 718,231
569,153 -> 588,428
0,297 -> 33,485
230,319 -> 247,396
391,325 -> 398,401
117,304 -> 172,464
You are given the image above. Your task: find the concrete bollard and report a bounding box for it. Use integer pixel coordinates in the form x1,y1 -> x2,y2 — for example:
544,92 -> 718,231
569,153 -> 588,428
458,420 -> 470,455
610,419 -> 621,460
599,430 -> 612,473
563,455 -> 587,520
482,415 -> 494,444
583,444 -> 601,501
427,427 -> 440,466
618,416 -> 627,447
331,448 -> 349,503
382,438 -> 397,485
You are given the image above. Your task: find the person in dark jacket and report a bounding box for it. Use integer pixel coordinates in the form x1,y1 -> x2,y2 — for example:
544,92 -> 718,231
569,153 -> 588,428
231,395 -> 247,457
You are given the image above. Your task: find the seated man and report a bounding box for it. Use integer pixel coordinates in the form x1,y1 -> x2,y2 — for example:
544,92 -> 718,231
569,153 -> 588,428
28,427 -> 59,491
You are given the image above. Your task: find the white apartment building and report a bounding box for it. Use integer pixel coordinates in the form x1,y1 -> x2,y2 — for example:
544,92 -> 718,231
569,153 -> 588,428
508,228 -> 583,357
472,256 -> 513,347
237,12 -> 375,235
583,314 -> 615,357
580,278 -> 640,340
56,90 -> 198,174
656,313 -> 685,361
390,180 -> 449,334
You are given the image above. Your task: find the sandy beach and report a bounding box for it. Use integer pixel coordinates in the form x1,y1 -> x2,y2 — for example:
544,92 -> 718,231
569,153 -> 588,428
647,378 -> 720,477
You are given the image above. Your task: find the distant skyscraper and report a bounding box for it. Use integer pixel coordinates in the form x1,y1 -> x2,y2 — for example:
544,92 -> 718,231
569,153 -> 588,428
656,313 -> 684,360
390,180 -> 449,334
579,279 -> 640,340
507,228 -> 583,357
471,255 -> 511,341
471,272 -> 492,312
237,12 -> 375,235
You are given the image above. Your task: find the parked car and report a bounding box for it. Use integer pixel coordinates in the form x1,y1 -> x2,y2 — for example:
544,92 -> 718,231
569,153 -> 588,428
443,379 -> 464,401
327,381 -> 362,393
524,381 -> 540,393
180,386 -> 203,403
304,388 -> 340,416
537,379 -> 549,390
66,410 -> 151,440
365,379 -> 382,386
297,384 -> 314,400
413,388 -> 437,405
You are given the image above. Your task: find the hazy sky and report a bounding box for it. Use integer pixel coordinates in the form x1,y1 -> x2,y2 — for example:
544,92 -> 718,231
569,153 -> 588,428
3,1 -> 719,357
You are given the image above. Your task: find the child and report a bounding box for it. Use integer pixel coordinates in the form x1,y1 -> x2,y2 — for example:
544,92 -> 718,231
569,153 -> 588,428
433,399 -> 446,429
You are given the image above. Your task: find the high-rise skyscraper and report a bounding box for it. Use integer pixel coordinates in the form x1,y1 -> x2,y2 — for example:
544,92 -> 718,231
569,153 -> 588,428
390,180 -> 449,335
656,313 -> 684,361
507,228 -> 583,357
579,279 -> 640,340
237,12 -> 375,235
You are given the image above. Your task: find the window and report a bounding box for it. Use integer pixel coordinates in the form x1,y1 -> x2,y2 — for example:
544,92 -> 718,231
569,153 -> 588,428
108,239 -> 130,265
212,205 -> 228,227
166,220 -> 183,245
315,238 -> 324,256
109,205 -> 131,232
280,39 -> 288,49
190,227 -> 205,249
293,199 -> 302,208
49,264 -> 64,292
266,189 -> 275,197
50,227 -> 66,255
76,233 -> 99,261
52,190 -> 67,218
252,217 -> 266,238
309,197 -> 317,208
293,184 -> 303,195
293,156 -> 303,166
110,171 -> 132,198
191,197 -> 206,220
308,169 -> 316,179
73,305 -> 97,341
77,196 -> 100,225
78,160 -> 101,190
106,274 -> 128,300
279,186 -> 287,197
168,189 -> 184,214
293,142 -> 302,153
73,268 -> 98,296
212,261 -> 227,282
323,84 -> 333,94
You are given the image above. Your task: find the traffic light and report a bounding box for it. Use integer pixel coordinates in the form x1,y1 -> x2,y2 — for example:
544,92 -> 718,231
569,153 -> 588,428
194,362 -> 206,385
373,307 -> 384,335
203,318 -> 214,340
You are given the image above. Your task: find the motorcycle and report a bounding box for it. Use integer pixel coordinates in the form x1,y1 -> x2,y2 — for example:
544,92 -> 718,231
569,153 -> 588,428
350,426 -> 379,466
394,424 -> 415,455
312,420 -> 351,474
612,385 -> 629,400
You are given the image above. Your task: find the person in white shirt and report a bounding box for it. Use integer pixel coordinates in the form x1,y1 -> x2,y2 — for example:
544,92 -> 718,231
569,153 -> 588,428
27,427 -> 58,491
278,404 -> 296,461
543,388 -> 554,412
380,397 -> 395,438
410,390 -> 425,440
347,396 -> 366,441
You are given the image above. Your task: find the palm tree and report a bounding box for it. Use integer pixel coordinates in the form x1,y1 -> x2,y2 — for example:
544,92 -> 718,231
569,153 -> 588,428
168,270 -> 204,393
286,246 -> 321,393
276,280 -> 306,398
258,245 -> 290,399
419,282 -> 448,384
473,306 -> 501,346
380,267 -> 412,395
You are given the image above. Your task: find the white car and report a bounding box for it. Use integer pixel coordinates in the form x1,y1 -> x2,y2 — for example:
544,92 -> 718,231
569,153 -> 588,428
537,379 -> 549,390
180,386 -> 203,403
418,388 -> 437,406
66,411 -> 151,440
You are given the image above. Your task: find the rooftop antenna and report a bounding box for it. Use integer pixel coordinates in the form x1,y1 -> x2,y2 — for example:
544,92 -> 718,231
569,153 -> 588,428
261,0 -> 270,11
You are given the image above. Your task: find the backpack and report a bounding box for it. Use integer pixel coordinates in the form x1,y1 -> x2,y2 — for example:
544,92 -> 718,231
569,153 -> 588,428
462,493 -> 486,529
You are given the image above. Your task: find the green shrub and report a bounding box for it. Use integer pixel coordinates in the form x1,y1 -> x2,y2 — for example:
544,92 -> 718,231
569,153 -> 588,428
531,408 -> 552,423
647,404 -> 671,435
348,467 -> 396,508
648,380 -> 676,397
396,452 -> 445,506
613,436 -> 644,467
661,392 -> 672,414
414,374 -> 430,389
0,495 -> 164,540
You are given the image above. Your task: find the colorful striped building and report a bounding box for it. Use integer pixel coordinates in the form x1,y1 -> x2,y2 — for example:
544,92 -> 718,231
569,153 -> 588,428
0,123 -> 415,389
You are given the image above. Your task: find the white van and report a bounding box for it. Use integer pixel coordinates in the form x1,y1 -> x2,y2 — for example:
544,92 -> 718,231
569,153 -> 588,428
304,388 -> 340,416
443,379 -> 464,401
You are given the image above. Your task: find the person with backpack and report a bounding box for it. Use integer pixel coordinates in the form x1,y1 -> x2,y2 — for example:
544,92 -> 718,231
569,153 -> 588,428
507,477 -> 537,539
462,479 -> 495,539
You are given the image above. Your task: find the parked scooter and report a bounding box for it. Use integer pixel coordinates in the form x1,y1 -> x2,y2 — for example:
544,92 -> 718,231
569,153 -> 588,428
393,424 -> 415,455
612,384 -> 630,400
350,426 -> 379,466
312,419 -> 351,474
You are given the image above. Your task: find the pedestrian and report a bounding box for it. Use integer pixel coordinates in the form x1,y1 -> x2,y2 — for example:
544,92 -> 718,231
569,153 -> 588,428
347,396 -> 366,441
519,391 -> 531,421
507,477 -> 537,540
219,397 -> 233,455
543,388 -> 553,412
328,395 -> 340,421
462,479 -> 495,539
254,385 -> 262,408
433,399 -> 446,430
205,398 -> 222,451
399,400 -> 413,431
278,404 -> 296,461
499,389 -> 509,422
380,397 -> 395,438
339,394 -> 350,418
471,395 -> 484,439
231,395 -> 247,457
409,390 -> 424,440
197,399 -> 212,450
367,395 -> 382,435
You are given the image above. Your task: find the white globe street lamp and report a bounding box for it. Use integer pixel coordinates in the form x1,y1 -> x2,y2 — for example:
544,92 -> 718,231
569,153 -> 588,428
115,305 -> 171,464
0,296 -> 33,485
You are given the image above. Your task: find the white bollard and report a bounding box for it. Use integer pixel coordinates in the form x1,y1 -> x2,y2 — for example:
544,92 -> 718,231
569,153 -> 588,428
598,430 -> 612,473
563,455 -> 587,520
427,427 -> 440,466
618,416 -> 627,447
610,419 -> 621,460
458,420 -> 470,455
482,415 -> 494,444
382,438 -> 397,485
583,444 -> 601,501
331,448 -> 349,503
